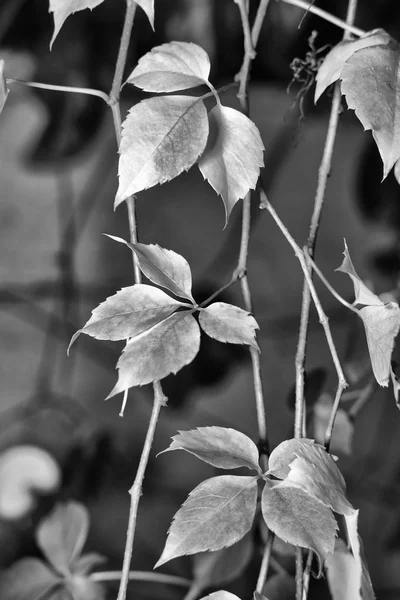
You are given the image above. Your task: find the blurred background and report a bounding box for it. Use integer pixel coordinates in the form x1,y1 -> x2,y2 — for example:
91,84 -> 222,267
1,0 -> 400,598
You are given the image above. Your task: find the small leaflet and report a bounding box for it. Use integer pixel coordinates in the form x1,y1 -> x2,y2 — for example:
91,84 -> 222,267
134,0 -> 155,30
198,105 -> 265,225
341,43 -> 400,179
337,241 -> 400,386
161,426 -> 261,472
267,438 -> 317,480
315,29 -> 392,102
107,312 -> 200,395
107,237 -> 195,302
127,41 -> 210,92
261,479 -> 337,574
49,0 -> 105,49
68,284 -> 186,351
0,60 -> 9,116
193,533 -> 254,590
199,303 -> 259,350
155,475 -> 258,568
115,95 -> 208,206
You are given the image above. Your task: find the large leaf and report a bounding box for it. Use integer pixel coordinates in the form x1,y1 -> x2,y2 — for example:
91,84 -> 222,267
37,502 -> 89,575
198,105 -> 264,224
107,237 -> 195,302
0,558 -> 61,600
115,95 -> 208,206
107,312 -> 200,395
127,41 -> 210,92
161,426 -> 261,471
315,29 -> 392,102
155,475 -> 258,567
193,533 -> 254,590
340,42 -> 400,178
49,0 -> 105,49
261,480 -> 337,574
267,438 -> 317,479
68,284 -> 184,350
199,303 -> 259,350
337,241 -> 400,386
0,60 -> 9,116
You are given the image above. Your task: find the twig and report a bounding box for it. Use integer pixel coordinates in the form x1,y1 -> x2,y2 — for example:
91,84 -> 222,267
295,549 -> 303,600
256,530 -> 274,593
279,0 -> 364,37
91,570 -> 191,588
301,550 -> 313,600
6,78 -> 109,103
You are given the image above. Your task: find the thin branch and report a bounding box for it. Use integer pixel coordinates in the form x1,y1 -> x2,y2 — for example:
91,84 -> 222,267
7,78 -> 109,103
301,550 -> 313,600
307,254 -> 357,313
117,382 -> 167,600
91,570 -> 191,588
295,549 -> 303,600
256,530 -> 274,593
279,0 -> 364,37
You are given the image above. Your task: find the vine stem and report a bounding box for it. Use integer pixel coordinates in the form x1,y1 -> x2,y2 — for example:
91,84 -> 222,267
280,0 -> 365,37
6,78 -> 109,103
91,570 -> 191,588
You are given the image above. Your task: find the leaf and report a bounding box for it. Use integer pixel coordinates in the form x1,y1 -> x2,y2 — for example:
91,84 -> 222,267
193,533 -> 254,590
276,443 -> 354,517
260,573 -> 296,600
325,539 -> 362,600
107,312 -> 200,396
127,41 -> 210,92
37,502 -> 89,576
68,284 -> 185,351
315,29 -> 392,102
134,0 -> 154,29
0,558 -> 61,600
0,60 -> 9,116
340,42 -> 400,178
161,426 -> 261,471
71,553 -> 106,576
106,237 -> 195,302
67,575 -> 105,600
199,303 -> 259,350
344,511 -> 375,600
198,105 -> 264,225
115,96 -> 208,206
313,395 -> 354,456
267,438 -> 317,479
155,475 -> 258,567
336,240 -> 383,307
49,0 -> 105,49
261,480 -> 337,574
200,593 -> 241,600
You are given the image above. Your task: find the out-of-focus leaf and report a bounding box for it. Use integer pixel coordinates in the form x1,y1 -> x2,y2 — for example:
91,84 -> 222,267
261,480 -> 337,574
267,438 -> 317,480
71,553 -> 106,576
67,575 -> 105,600
37,502 -> 89,575
315,29 -> 392,102
313,394 -> 354,456
155,475 -> 258,567
134,0 -> 154,29
199,303 -> 259,350
198,105 -> 264,225
344,511 -> 375,600
49,0 -> 105,49
0,60 -> 9,116
127,41 -> 210,92
68,285 -> 185,350
326,539 -> 362,600
115,96 -> 208,206
107,238 -> 195,302
200,593 -> 241,600
107,312 -> 200,396
261,573 -> 296,600
0,558 -> 60,600
193,533 -> 254,589
0,445 -> 60,520
341,43 -> 400,178
161,427 -> 261,471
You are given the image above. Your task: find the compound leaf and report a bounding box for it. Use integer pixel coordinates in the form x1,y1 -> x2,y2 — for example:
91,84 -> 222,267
315,29 -> 392,102
198,105 -> 264,225
69,284 -> 185,350
261,480 -> 337,574
107,238 -> 195,302
49,0 -> 105,49
107,312 -> 200,395
199,303 -> 259,350
161,426 -> 261,472
341,42 -> 400,178
155,475 -> 258,567
0,558 -> 60,600
127,41 -> 210,92
115,95 -> 208,206
0,60 -> 9,116
193,533 -> 254,590
267,438 -> 317,480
